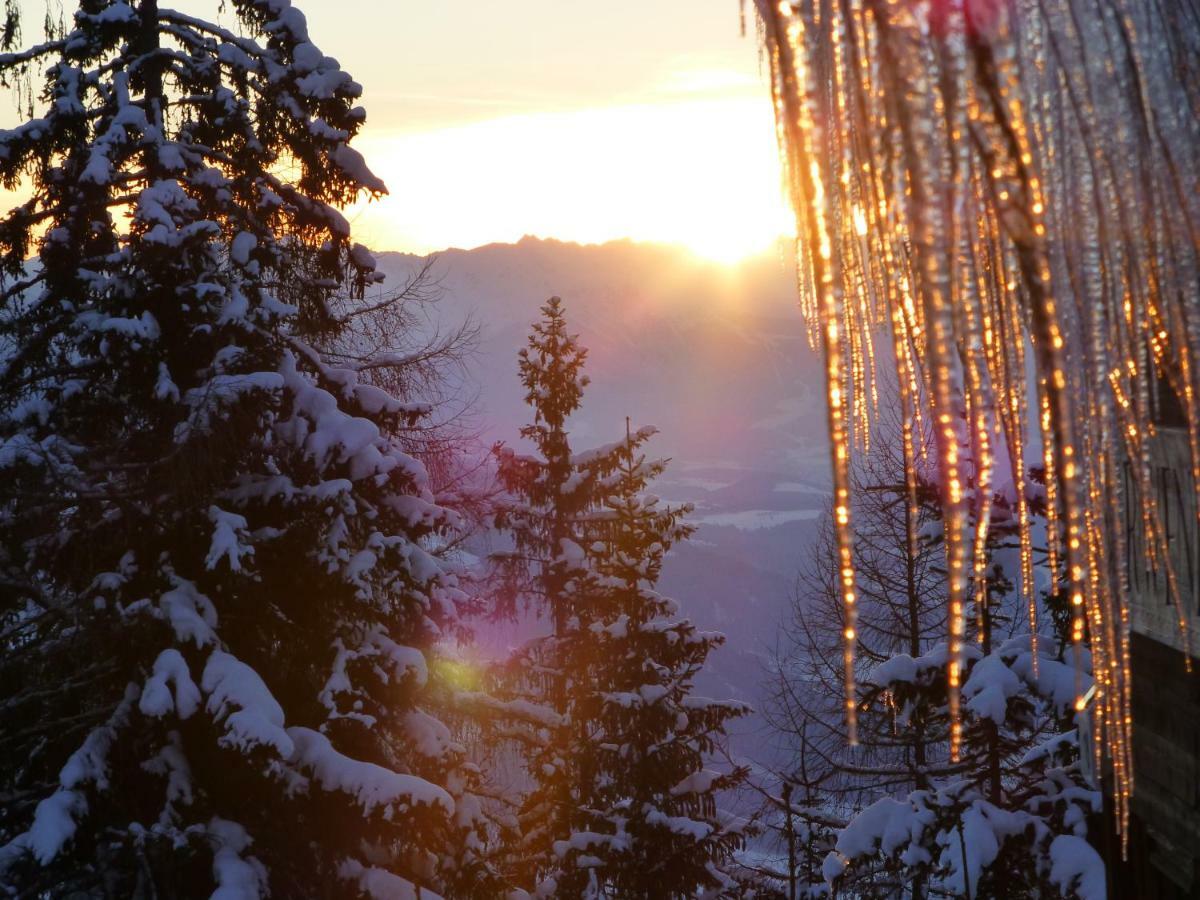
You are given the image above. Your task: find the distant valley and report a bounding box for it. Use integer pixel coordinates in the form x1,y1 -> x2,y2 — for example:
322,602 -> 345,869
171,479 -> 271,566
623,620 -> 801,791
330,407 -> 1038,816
373,237 -> 832,746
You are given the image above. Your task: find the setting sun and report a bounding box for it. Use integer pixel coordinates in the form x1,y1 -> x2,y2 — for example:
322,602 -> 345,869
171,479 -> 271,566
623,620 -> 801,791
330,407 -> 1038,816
345,92 -> 793,263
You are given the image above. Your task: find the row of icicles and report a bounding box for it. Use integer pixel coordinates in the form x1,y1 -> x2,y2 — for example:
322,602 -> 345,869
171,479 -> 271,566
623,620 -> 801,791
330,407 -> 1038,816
754,0 -> 1200,850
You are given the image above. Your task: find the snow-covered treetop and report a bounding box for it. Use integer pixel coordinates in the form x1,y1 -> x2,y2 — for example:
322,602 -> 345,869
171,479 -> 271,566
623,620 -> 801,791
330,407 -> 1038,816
0,0 -> 383,297
515,296 -> 588,451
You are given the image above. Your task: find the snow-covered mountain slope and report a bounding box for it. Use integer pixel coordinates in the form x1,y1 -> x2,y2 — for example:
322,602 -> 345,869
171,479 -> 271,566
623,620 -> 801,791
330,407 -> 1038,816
373,237 -> 830,724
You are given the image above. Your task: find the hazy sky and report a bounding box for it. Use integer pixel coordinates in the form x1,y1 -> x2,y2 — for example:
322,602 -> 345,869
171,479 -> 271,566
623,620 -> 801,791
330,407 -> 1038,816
297,0 -> 792,259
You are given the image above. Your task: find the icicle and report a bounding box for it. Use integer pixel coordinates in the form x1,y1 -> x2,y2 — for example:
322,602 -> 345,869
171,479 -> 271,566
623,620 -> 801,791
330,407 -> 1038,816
754,0 -> 1199,832
764,2 -> 861,746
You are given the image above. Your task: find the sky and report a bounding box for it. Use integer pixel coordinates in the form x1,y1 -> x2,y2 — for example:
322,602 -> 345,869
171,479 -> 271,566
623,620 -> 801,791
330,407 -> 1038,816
276,1 -> 793,261
0,1 -> 792,262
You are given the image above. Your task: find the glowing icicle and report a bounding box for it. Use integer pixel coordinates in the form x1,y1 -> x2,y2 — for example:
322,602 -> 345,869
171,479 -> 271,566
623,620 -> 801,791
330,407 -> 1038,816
754,0 -> 1200,835
764,1 -> 861,746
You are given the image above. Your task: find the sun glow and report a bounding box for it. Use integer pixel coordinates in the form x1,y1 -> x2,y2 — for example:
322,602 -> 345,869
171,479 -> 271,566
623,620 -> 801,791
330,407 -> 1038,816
344,96 -> 793,264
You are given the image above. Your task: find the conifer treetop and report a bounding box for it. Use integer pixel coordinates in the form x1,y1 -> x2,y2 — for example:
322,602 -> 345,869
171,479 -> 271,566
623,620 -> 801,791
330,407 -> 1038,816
0,0 -> 384,292
516,295 -> 589,454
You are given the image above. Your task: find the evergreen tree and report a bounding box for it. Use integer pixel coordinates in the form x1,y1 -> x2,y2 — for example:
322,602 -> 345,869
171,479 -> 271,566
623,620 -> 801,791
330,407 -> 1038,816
0,1 -> 498,895
739,741 -> 840,898
493,295 -> 591,629
770,428 -> 1102,897
767,433 -> 949,812
826,630 -> 1101,899
495,298 -> 748,899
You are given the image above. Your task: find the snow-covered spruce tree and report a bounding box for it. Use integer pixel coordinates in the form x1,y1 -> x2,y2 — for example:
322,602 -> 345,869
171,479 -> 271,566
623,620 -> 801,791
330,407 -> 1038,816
768,419 -> 1103,897
0,1 -> 500,895
494,298 -> 748,899
825,631 -> 1102,899
818,490 -> 1102,897
492,295 -> 591,631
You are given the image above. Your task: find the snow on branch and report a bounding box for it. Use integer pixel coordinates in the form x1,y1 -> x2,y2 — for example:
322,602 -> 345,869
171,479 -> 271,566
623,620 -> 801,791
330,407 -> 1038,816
287,727 -> 454,818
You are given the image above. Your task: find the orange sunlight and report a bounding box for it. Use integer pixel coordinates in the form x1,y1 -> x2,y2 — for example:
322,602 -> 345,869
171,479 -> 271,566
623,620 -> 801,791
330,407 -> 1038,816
344,92 -> 794,264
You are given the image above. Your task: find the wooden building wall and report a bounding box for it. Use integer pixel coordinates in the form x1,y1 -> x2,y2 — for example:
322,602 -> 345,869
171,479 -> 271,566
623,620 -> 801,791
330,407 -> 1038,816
1117,426 -> 1200,897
